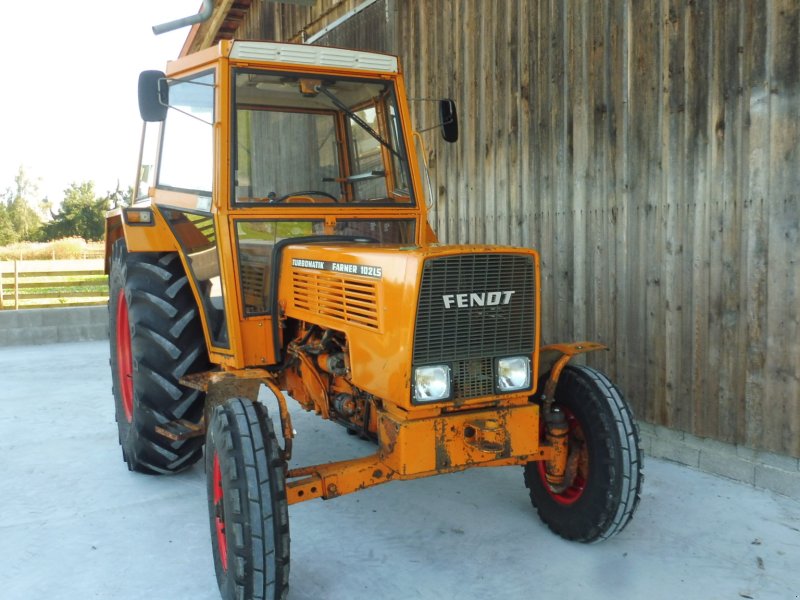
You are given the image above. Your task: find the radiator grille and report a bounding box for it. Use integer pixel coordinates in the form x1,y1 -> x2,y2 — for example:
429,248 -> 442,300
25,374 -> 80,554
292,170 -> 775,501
413,254 -> 536,401
291,269 -> 379,330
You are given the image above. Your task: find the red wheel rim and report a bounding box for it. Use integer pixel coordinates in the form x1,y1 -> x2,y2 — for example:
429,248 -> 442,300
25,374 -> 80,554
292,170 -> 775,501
115,290 -> 134,423
538,408 -> 588,505
212,453 -> 228,572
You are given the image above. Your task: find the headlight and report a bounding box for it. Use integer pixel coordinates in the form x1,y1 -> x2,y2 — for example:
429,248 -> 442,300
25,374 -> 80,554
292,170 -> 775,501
496,356 -> 531,392
413,365 -> 451,402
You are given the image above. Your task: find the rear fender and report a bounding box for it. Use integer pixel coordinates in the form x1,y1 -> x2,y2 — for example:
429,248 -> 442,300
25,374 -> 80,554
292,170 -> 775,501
536,342 -> 608,402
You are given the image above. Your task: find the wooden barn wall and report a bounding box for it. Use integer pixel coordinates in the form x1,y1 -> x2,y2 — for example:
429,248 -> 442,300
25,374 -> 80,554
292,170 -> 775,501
234,0 -> 800,458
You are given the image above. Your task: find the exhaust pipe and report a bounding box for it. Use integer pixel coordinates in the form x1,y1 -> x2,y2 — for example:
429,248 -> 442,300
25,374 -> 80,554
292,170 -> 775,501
152,0 -> 214,35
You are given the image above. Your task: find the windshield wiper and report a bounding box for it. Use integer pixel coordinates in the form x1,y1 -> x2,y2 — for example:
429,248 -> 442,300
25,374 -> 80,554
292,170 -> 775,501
314,85 -> 403,162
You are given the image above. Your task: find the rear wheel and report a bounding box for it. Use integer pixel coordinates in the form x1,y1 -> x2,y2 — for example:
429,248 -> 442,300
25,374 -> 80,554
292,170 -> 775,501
524,365 -> 643,542
108,238 -> 209,474
206,397 -> 290,600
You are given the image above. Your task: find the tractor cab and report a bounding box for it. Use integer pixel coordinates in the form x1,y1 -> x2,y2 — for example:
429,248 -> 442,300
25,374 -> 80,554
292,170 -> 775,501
122,41 -> 449,368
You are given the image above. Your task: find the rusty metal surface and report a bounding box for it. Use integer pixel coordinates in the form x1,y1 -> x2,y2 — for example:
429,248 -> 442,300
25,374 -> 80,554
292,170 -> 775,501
180,368 -> 294,459
154,418 -> 205,442
180,368 -> 275,391
283,402 -> 549,506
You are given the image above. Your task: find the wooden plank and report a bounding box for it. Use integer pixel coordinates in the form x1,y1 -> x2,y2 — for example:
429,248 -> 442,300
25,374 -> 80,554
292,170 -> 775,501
477,0 -> 493,244
3,272 -> 105,281
764,0 -> 800,456
518,0 -> 532,251
681,0 -> 712,438
672,0 -> 690,434
534,0 -> 553,343
627,0 -> 663,423
608,0 -> 629,399
585,0 -> 610,375
705,1 -> 746,444
568,1 -> 588,344
464,0 -> 479,244
0,259 -> 104,274
720,2 -> 748,445
17,290 -> 108,300
741,0 -> 769,451
506,0 -> 521,248
493,0 -> 508,245
552,0 -> 574,345
1,299 -> 108,310
12,280 -> 106,290
661,0 -> 685,430
705,1 -> 724,440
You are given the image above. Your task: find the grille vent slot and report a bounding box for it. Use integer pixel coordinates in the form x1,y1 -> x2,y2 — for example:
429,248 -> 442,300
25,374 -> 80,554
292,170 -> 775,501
291,269 -> 379,330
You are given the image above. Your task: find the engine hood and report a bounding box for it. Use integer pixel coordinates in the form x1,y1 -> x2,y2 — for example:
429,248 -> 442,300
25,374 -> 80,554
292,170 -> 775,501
277,242 -> 540,408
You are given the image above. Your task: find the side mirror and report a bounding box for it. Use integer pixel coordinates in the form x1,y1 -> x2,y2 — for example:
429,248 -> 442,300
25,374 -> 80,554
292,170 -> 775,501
439,99 -> 458,143
138,70 -> 169,122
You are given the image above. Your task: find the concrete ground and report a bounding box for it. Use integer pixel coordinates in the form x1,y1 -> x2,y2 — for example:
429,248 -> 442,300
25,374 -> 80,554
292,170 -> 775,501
1,340 -> 799,600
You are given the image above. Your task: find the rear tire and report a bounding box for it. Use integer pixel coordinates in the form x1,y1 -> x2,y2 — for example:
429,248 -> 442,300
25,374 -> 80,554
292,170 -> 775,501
206,397 -> 290,600
524,365 -> 643,542
108,238 -> 209,474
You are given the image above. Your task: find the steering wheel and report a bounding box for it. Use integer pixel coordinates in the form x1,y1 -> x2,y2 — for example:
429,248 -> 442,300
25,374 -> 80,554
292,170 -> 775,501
269,190 -> 339,203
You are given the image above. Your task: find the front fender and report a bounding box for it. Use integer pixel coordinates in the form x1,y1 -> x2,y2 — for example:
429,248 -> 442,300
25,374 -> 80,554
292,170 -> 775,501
537,341 -> 608,401
104,203 -> 179,273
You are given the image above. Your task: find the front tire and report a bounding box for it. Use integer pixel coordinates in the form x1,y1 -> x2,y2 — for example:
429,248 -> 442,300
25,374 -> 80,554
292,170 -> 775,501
109,238 -> 209,474
524,365 -> 643,542
206,397 -> 290,600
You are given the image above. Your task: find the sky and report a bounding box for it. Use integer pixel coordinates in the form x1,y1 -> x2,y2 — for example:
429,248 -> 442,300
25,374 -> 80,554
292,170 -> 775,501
0,0 -> 201,204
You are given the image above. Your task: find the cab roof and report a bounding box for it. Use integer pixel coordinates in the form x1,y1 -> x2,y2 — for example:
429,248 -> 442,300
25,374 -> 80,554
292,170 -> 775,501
167,39 -> 399,78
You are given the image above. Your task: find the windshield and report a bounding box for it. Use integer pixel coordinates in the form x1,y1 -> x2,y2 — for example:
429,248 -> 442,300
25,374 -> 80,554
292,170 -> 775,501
232,70 -> 414,207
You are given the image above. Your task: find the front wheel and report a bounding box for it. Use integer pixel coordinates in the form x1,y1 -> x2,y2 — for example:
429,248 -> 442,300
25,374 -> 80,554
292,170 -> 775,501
206,397 -> 290,600
524,365 -> 643,542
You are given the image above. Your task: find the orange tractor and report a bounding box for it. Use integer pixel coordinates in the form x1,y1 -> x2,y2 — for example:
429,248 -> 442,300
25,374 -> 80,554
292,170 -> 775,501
106,40 -> 643,600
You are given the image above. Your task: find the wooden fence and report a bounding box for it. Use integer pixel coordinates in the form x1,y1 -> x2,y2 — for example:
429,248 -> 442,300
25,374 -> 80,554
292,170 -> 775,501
0,260 -> 108,310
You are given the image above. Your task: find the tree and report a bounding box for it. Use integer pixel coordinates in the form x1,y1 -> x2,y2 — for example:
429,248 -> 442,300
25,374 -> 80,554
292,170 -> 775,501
104,183 -> 132,210
41,181 -> 109,241
0,197 -> 16,246
0,167 -> 43,244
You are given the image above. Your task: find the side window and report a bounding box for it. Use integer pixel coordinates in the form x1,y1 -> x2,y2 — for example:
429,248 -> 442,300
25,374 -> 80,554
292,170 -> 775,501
159,72 -> 214,193
162,209 -> 228,348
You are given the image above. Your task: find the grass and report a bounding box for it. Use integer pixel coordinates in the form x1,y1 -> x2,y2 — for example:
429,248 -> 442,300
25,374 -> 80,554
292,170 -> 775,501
0,238 -> 104,260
